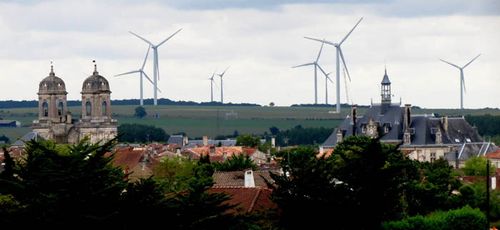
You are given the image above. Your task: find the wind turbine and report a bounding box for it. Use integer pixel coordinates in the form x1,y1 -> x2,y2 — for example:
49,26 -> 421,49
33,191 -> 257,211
305,17 -> 363,112
209,71 -> 216,102
218,67 -> 229,104
115,47 -> 162,106
440,54 -> 481,109
129,28 -> 182,106
292,42 -> 325,104
322,70 -> 334,104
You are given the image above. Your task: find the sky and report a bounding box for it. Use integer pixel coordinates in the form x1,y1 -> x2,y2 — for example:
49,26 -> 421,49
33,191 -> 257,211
0,0 -> 499,109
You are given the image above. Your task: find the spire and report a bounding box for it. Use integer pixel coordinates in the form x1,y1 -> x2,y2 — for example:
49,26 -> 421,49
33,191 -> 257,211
93,60 -> 98,75
49,60 -> 55,76
381,67 -> 390,84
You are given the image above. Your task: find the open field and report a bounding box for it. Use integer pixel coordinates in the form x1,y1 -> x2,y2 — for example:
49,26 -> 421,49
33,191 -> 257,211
1,104 -> 499,141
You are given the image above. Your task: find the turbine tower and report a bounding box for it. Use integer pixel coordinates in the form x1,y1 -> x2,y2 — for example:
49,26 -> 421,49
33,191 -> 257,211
115,47 -> 161,106
129,28 -> 182,106
209,71 -> 216,102
217,67 -> 229,104
440,54 -> 481,109
323,71 -> 333,104
305,17 -> 363,112
292,42 -> 326,104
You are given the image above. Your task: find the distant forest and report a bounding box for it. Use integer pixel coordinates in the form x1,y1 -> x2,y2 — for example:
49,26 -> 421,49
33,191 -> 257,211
0,99 -> 260,109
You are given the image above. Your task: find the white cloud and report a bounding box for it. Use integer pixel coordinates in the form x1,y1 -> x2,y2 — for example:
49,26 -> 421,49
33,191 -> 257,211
0,0 -> 499,109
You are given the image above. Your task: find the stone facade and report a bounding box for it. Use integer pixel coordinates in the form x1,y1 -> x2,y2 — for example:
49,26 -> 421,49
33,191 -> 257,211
32,63 -> 117,144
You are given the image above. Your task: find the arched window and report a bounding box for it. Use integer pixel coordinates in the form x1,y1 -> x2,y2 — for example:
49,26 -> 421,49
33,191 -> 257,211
58,101 -> 64,116
86,101 -> 92,116
102,101 -> 107,116
42,101 -> 48,117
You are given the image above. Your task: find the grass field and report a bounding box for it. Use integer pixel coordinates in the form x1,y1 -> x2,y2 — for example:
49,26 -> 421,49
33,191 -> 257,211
1,104 -> 499,141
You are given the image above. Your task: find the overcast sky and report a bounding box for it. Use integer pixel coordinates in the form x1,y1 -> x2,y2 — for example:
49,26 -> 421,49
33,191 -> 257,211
0,0 -> 499,108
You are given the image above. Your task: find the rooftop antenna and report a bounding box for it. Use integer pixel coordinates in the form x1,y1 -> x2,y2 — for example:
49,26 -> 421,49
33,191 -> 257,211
440,54 -> 481,109
115,46 -> 161,106
129,28 -> 182,106
305,17 -> 363,112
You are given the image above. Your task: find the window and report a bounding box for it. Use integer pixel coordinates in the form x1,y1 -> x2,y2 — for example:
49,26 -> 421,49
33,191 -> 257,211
86,101 -> 91,116
42,101 -> 48,117
58,101 -> 64,116
430,152 -> 436,163
102,101 -> 107,116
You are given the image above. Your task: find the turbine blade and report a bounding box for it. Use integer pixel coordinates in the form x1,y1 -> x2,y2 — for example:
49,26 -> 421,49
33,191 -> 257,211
338,48 -> 352,81
304,36 -> 336,46
292,63 -> 314,68
440,59 -> 461,69
141,46 -> 150,70
142,71 -> 154,85
339,17 -> 363,45
157,28 -> 183,47
316,42 -> 324,63
221,66 -> 230,77
462,53 -> 481,69
115,70 -> 140,77
129,31 -> 153,46
143,71 -> 162,93
316,64 -> 329,79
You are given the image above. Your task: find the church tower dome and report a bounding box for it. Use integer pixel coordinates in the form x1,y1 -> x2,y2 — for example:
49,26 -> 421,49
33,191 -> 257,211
38,64 -> 67,95
37,63 -> 68,122
81,61 -> 112,120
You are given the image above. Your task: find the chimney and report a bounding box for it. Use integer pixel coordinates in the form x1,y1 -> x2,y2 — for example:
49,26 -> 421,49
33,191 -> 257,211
223,152 -> 227,161
271,137 -> 276,148
441,116 -> 449,133
435,128 -> 442,144
319,146 -> 324,156
336,129 -> 343,143
202,136 -> 208,146
351,105 -> 357,135
404,104 -> 411,130
244,170 -> 255,188
182,136 -> 188,147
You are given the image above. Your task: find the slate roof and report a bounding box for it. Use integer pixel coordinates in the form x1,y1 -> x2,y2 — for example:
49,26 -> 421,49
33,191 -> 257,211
167,135 -> 184,146
12,131 -> 44,147
323,105 -> 485,150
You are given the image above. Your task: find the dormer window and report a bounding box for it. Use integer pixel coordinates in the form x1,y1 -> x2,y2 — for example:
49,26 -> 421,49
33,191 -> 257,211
454,138 -> 460,143
466,138 -> 471,143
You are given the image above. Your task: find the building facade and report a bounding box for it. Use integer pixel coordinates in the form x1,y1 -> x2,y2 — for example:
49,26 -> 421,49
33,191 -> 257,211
322,69 -> 497,166
32,63 -> 117,144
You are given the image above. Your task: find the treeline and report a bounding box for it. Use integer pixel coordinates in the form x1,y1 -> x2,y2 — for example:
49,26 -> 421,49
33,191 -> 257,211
465,114 -> 500,136
117,124 -> 169,143
0,99 -> 260,109
269,125 -> 333,146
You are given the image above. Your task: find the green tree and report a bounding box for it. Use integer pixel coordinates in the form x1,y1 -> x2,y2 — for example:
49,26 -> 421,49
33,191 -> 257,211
118,123 -> 169,143
213,154 -> 257,171
134,106 -> 147,118
463,156 -> 496,176
382,206 -> 488,230
405,159 -> 462,215
0,138 -> 127,227
236,134 -> 260,147
271,136 -> 411,229
153,156 -> 198,192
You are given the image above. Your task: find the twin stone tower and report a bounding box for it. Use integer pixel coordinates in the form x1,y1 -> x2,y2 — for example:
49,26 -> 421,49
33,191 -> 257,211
32,63 -> 117,144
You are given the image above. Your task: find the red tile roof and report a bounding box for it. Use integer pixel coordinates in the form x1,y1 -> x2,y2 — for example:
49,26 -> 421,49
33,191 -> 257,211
208,187 -> 277,214
486,149 -> 500,159
212,171 -> 276,188
112,147 -> 145,171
